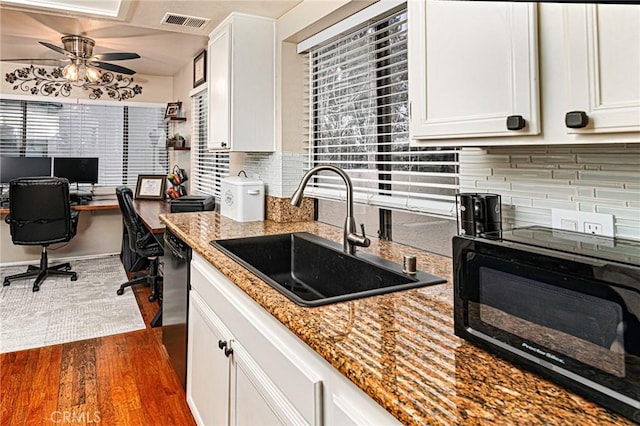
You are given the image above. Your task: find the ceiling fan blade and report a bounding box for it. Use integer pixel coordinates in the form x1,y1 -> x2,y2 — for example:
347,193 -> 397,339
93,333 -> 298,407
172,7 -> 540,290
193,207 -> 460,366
90,61 -> 136,75
90,52 -> 140,61
38,41 -> 75,59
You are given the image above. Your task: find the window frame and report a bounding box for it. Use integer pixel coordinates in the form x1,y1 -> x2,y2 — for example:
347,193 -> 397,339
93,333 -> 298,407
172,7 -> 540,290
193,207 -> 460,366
302,5 -> 459,241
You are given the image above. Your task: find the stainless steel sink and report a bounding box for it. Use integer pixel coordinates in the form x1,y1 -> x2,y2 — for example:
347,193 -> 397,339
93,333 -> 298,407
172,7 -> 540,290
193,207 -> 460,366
210,232 -> 447,307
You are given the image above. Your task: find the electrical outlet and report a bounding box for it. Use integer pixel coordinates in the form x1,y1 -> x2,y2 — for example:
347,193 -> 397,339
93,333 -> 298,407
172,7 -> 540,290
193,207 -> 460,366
551,209 -> 614,237
584,222 -> 603,235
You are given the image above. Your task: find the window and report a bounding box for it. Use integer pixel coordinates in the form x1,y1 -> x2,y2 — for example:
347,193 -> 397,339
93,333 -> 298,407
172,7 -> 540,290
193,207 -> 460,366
190,89 -> 229,198
0,98 -> 168,186
301,5 -> 459,254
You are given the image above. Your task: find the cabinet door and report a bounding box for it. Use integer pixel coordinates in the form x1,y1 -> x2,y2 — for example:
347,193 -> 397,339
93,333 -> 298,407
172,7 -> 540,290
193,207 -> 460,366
229,341 -> 312,425
409,0 -> 539,142
187,292 -> 230,426
208,24 -> 231,150
564,4 -> 640,133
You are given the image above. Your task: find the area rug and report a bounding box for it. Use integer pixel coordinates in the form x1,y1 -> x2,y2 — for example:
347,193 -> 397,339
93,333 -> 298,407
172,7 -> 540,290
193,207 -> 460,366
0,255 -> 146,354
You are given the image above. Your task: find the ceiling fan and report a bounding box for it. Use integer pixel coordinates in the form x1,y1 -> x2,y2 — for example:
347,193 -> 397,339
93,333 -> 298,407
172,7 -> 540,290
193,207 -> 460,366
5,35 -> 140,82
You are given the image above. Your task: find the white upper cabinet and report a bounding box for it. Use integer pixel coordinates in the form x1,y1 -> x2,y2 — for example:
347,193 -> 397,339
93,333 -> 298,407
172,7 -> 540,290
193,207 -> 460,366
409,0 -> 540,144
208,13 -> 275,152
563,4 -> 640,134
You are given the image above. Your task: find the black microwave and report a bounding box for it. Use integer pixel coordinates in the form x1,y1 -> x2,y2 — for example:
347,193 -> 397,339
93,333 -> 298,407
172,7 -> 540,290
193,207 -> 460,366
453,226 -> 640,422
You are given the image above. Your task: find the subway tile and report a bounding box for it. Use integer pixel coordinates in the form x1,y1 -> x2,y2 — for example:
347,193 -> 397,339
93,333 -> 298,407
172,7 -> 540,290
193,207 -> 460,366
531,199 -> 578,210
458,165 -> 494,175
494,168 -> 554,179
510,197 -> 533,207
595,188 -> 640,202
601,164 -> 640,172
530,155 -> 577,164
596,206 -> 640,221
476,180 -> 511,191
614,225 -> 640,240
552,170 -> 579,180
573,196 -> 626,207
511,182 -> 576,195
569,179 -> 624,188
513,163 -> 558,170
557,164 -> 584,170
458,179 -> 477,189
579,170 -> 640,182
577,154 -> 640,164
508,155 -> 531,163
576,187 -> 595,197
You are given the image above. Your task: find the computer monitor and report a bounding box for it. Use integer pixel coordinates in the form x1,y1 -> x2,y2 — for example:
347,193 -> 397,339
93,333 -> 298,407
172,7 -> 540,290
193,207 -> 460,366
0,156 -> 52,184
53,157 -> 99,185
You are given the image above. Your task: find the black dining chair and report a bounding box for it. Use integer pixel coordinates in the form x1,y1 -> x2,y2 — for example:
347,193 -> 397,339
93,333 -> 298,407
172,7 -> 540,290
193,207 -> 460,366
115,186 -> 164,302
3,177 -> 79,292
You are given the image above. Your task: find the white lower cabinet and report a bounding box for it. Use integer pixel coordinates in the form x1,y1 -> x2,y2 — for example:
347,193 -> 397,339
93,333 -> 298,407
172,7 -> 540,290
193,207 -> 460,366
186,253 -> 400,426
187,292 -> 230,426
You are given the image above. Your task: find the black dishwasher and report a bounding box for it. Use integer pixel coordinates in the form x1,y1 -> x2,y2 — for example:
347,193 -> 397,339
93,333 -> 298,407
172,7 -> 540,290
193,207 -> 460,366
162,229 -> 191,389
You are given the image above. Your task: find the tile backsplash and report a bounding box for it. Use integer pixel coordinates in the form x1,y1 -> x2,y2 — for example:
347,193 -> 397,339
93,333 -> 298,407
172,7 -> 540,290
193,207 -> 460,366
459,144 -> 640,240
242,152 -> 306,198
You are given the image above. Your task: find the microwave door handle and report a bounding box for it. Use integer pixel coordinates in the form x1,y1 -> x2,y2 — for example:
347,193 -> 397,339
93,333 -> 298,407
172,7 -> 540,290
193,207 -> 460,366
473,198 -> 485,221
474,198 -> 485,234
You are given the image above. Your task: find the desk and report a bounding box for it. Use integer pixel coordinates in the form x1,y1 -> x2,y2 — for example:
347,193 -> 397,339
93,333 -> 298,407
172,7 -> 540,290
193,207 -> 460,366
1,198 -> 169,264
134,200 -> 169,234
1,198 -> 169,235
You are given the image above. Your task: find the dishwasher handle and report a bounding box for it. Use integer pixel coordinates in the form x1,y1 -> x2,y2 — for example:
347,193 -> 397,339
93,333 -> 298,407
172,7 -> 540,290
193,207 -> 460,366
164,233 -> 189,260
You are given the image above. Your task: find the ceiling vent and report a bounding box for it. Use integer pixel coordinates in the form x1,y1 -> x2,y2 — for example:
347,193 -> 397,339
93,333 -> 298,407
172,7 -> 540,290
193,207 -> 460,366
161,13 -> 210,29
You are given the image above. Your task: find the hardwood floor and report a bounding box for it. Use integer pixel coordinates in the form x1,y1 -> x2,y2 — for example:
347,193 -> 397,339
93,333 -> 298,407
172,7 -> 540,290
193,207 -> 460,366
0,282 -> 196,425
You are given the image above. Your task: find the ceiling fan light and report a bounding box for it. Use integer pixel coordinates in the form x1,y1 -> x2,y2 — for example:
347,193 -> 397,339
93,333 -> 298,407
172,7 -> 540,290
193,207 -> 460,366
85,66 -> 101,83
62,63 -> 79,81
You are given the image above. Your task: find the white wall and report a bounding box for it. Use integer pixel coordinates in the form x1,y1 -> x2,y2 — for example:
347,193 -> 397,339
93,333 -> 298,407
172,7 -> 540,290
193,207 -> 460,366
0,210 -> 122,265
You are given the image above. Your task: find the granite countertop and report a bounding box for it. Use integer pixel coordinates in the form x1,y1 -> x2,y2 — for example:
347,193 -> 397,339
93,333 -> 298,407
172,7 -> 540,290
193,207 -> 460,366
160,211 -> 632,425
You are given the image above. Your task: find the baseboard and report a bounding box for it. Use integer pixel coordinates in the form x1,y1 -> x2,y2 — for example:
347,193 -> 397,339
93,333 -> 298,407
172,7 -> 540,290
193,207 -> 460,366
0,252 -> 120,268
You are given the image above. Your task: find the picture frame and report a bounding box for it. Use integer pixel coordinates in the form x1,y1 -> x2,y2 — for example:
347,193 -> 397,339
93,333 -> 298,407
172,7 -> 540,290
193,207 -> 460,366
135,175 -> 166,200
165,101 -> 182,119
193,49 -> 206,88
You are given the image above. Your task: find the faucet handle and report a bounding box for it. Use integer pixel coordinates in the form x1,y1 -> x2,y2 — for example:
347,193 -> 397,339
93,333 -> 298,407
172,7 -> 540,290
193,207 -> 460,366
358,224 -> 371,247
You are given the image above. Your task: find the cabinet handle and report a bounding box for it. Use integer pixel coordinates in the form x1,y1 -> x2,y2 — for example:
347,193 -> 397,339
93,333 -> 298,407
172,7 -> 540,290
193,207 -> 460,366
224,347 -> 234,357
565,111 -> 589,129
506,115 -> 526,131
218,340 -> 227,350
220,141 -> 227,148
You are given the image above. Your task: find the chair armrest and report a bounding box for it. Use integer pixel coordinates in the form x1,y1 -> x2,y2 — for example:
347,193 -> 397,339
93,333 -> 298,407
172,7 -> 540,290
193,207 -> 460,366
70,210 -> 80,236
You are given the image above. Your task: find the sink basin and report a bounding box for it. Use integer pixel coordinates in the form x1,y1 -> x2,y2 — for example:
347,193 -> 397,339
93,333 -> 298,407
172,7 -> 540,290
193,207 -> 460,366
210,232 -> 447,307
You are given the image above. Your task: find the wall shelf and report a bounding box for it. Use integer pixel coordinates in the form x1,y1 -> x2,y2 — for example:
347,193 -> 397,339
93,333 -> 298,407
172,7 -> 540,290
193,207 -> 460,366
164,116 -> 187,124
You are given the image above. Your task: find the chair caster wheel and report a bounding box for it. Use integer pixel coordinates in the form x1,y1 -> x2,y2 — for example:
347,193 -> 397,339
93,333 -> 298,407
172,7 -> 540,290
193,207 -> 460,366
148,294 -> 156,303
70,273 -> 77,281
116,288 -> 124,296
3,279 -> 10,286
32,286 -> 40,292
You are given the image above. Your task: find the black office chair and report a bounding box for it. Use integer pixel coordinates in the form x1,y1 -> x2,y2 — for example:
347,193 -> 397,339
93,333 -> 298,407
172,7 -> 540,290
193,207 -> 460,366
115,186 -> 163,302
3,177 -> 79,292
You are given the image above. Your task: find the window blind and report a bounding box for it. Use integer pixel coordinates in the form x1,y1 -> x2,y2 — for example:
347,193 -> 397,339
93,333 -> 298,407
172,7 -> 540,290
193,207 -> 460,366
303,7 -> 459,217
190,89 -> 229,198
0,98 -> 167,187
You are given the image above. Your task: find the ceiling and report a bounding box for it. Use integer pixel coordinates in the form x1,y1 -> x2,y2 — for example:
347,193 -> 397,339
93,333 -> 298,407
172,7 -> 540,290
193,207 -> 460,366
0,0 -> 302,77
